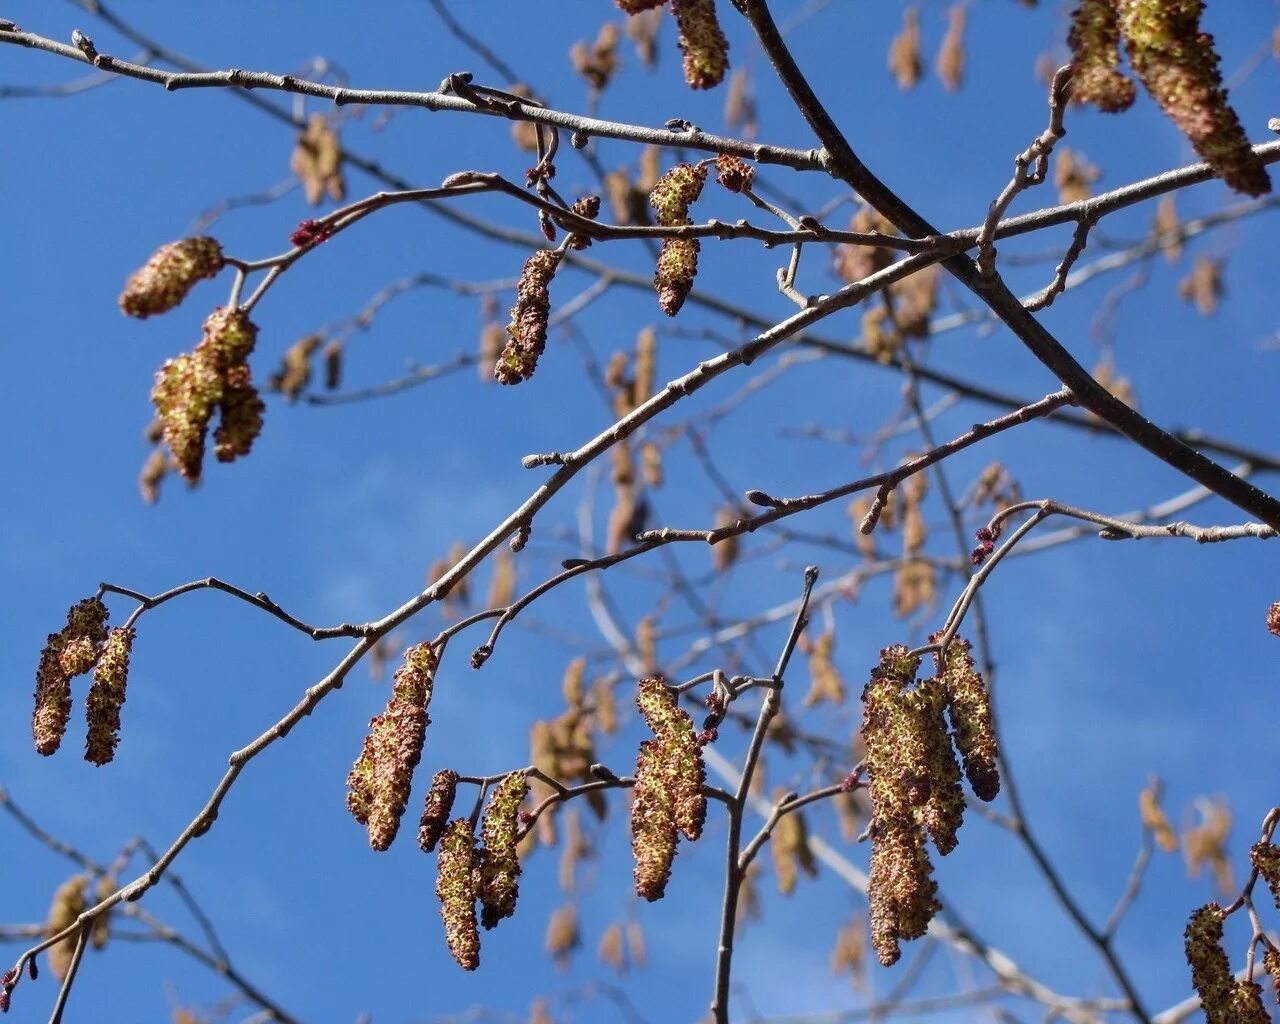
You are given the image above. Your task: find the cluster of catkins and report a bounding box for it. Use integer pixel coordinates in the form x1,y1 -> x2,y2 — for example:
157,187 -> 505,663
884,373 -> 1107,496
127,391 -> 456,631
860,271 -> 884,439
630,676 -> 707,900
119,235 -> 267,481
615,0 -> 729,90
1181,841 -> 1280,1022
420,771 -> 529,970
860,637 -> 999,966
33,597 -> 135,764
649,162 -> 707,316
1068,0 -> 1271,196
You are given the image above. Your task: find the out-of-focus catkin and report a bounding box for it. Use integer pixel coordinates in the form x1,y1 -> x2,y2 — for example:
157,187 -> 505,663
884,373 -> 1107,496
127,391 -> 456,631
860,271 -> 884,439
670,0 -> 729,89
119,238 -> 224,319
1068,0 -> 1136,111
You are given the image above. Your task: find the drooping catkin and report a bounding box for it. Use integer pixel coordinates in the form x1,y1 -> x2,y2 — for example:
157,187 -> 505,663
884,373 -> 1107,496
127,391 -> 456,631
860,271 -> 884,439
1068,0 -> 1137,112
479,771 -> 529,929
346,643 -> 437,850
119,238 -> 224,319
418,769 -> 460,853
436,818 -> 481,970
33,597 -> 110,756
670,0 -> 729,89
496,250 -> 565,384
933,636 -> 1000,801
84,626 -> 135,766
1117,0 -> 1270,196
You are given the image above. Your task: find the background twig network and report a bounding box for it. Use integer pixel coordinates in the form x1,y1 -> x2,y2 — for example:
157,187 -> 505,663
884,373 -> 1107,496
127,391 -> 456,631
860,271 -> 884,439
3,1 -> 1280,1023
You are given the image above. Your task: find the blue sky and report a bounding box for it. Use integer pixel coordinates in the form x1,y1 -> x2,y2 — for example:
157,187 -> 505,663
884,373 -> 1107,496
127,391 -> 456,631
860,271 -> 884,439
3,2 -> 1280,1022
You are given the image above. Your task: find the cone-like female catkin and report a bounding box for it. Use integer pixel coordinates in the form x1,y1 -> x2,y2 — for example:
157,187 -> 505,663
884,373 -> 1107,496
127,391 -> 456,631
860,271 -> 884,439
933,635 -> 1000,801
346,643 -> 437,850
1117,0 -> 1271,197
436,818 -> 481,970
84,626 -> 134,766
671,0 -> 729,89
1068,0 -> 1136,112
119,238 -> 224,319
631,739 -> 679,901
496,249 -> 564,384
1184,903 -> 1234,1024
479,771 -> 529,929
418,769 -> 460,852
1250,841 -> 1280,910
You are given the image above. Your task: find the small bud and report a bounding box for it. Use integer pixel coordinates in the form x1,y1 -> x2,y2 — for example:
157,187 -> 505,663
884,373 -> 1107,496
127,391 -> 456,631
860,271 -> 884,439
119,238 -> 224,319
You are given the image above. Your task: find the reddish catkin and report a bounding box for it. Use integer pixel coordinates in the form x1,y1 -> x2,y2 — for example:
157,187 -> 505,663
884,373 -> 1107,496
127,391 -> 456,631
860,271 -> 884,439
1117,0 -> 1271,196
495,249 -> 564,384
119,237 -> 224,319
417,769 -> 460,853
346,643 -> 438,851
933,635 -> 1001,802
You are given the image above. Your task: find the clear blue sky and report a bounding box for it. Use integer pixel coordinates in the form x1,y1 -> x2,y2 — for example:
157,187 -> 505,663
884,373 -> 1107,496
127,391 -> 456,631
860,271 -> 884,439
3,2 -> 1280,1022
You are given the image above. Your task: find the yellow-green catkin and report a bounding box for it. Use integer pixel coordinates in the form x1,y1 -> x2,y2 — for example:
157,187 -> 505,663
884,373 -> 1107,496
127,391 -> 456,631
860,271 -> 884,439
119,238 -> 224,319
479,771 -> 529,929
496,250 -> 564,384
436,818 -> 481,970
84,626 -> 135,766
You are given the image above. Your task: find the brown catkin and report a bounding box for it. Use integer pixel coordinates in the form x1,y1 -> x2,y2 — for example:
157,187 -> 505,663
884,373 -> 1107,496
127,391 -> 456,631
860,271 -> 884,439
496,250 -> 564,384
418,769 -> 460,852
933,636 -> 1000,801
1183,903 -> 1234,1024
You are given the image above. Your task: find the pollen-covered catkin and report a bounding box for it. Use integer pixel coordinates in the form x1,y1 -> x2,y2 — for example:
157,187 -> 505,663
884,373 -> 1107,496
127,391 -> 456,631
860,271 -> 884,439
1117,0 -> 1271,197
671,0 -> 729,90
84,626 -> 135,766
34,597 -> 111,756
1184,903 -> 1234,1024
346,643 -> 437,850
631,739 -> 679,901
496,249 -> 564,384
418,769 -> 460,852
119,237 -> 224,319
436,818 -> 481,970
479,771 -> 529,929
933,636 -> 1000,801
1068,0 -> 1136,112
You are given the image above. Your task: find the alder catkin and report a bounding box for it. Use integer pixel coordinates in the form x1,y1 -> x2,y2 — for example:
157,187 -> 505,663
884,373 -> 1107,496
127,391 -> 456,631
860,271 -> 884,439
418,769 -> 460,853
1068,0 -> 1137,112
436,818 -> 481,970
119,238 -> 224,319
1117,0 -> 1271,196
496,249 -> 564,384
670,0 -> 729,89
84,626 -> 135,766
346,643 -> 437,850
479,771 -> 529,929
